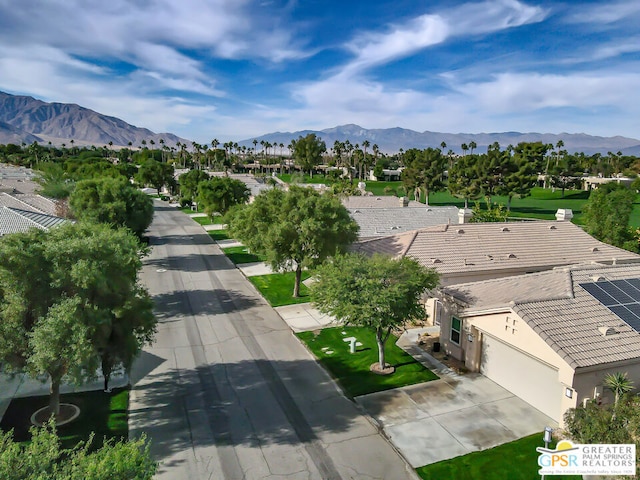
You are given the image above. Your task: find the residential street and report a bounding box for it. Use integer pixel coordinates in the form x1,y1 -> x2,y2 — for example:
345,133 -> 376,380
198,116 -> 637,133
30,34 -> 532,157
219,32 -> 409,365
129,201 -> 417,480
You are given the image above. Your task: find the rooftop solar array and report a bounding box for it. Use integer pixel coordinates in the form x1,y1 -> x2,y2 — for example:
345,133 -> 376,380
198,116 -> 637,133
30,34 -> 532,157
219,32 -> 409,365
580,278 -> 640,332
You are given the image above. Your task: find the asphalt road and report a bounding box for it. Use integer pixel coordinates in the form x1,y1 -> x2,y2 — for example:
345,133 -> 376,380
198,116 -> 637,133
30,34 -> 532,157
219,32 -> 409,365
129,201 -> 417,480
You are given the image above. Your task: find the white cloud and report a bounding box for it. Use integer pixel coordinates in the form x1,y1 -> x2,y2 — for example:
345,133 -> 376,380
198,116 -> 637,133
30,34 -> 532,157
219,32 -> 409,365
567,0 -> 640,24
457,72 -> 640,113
344,0 -> 547,74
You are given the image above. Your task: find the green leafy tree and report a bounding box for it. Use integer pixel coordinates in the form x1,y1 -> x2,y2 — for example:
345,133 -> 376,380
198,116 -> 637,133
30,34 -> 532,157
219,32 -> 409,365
292,133 -> 326,176
136,158 -> 174,194
401,148 -> 447,204
34,162 -> 75,199
196,176 -> 250,219
0,420 -> 157,479
583,183 -> 637,250
178,169 -> 210,204
448,154 -> 482,207
494,145 -> 537,210
226,186 -> 358,297
0,223 -> 155,417
311,253 -> 438,372
69,177 -> 154,237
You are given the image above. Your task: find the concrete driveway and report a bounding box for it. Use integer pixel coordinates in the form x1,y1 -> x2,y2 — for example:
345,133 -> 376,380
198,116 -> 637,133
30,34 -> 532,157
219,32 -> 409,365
356,371 -> 556,468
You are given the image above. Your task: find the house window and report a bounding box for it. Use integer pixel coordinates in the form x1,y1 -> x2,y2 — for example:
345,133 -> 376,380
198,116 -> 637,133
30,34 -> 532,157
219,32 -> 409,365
451,317 -> 461,344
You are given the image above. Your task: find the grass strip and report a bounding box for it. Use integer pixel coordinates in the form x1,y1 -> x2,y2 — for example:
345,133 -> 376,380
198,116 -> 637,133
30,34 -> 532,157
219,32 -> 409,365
249,271 -> 311,306
297,326 -> 438,397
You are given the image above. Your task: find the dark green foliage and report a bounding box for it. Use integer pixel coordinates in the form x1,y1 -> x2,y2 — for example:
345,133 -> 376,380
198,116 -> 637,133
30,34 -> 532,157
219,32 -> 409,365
226,186 -> 359,296
312,253 -> 438,370
178,169 -> 210,203
583,183 -> 637,250
69,177 -> 154,237
196,176 -> 250,218
564,394 -> 640,472
292,133 -> 326,174
0,223 -> 155,415
222,245 -> 265,265
135,158 -> 174,194
401,147 -> 447,203
0,419 -> 156,480
469,202 -> 509,223
297,326 -> 438,397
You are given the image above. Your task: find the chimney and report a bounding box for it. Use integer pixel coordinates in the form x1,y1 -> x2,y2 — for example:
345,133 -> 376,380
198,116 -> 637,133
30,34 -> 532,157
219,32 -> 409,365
555,209 -> 573,221
458,208 -> 473,224
400,196 -> 410,207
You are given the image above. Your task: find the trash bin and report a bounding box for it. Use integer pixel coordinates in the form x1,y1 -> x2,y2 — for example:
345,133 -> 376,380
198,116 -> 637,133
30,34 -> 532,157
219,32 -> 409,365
432,342 -> 441,353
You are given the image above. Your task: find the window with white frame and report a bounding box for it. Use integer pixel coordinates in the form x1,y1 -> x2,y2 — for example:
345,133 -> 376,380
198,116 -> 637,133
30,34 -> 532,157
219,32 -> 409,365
451,316 -> 461,344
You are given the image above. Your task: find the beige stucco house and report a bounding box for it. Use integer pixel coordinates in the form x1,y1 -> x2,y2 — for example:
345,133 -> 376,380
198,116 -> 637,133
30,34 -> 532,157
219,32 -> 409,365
438,264 -> 640,424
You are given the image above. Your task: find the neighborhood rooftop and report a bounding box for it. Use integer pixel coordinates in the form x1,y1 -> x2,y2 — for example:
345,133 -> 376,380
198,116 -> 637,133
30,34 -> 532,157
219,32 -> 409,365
348,206 -> 459,238
351,221 -> 640,281
341,196 -> 423,209
0,192 -> 57,216
443,264 -> 640,370
0,206 -> 68,235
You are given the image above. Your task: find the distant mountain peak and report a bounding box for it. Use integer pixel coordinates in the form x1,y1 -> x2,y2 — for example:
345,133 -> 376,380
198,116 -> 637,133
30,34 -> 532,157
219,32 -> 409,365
241,125 -> 640,156
0,91 -> 191,148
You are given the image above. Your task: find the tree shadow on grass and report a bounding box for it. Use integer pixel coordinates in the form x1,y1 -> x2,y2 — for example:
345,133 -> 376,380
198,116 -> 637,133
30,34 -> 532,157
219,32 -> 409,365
0,387 -> 130,448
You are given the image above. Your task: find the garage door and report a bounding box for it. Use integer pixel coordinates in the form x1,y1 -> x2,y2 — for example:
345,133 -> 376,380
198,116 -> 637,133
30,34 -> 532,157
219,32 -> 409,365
480,333 -> 562,420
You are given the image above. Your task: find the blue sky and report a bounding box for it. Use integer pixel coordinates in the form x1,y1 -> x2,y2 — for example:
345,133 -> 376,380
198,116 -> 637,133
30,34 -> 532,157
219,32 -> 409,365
0,0 -> 639,142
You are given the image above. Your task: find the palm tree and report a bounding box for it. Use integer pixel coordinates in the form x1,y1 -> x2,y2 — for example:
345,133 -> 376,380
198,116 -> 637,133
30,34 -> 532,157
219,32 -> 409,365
461,143 -> 468,156
362,140 -> 370,179
604,372 -> 633,405
440,141 -> 447,151
469,141 -> 477,155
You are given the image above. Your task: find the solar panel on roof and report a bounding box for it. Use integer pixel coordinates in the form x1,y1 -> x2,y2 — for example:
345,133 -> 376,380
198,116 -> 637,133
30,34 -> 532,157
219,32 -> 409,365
580,278 -> 640,332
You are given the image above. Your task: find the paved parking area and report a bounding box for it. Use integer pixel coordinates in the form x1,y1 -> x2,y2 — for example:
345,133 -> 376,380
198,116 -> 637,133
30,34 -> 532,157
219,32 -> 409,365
356,373 -> 556,467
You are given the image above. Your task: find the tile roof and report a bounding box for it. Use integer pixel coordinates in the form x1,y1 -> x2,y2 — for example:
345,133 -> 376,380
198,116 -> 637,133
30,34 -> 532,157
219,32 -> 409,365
349,206 -> 459,238
341,196 -> 423,209
0,192 -> 57,215
0,206 -> 68,235
444,264 -> 640,369
352,221 -> 640,279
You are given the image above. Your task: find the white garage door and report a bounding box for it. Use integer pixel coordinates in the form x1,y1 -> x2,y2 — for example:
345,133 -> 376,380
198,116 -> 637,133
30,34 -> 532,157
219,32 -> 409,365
480,333 -> 562,420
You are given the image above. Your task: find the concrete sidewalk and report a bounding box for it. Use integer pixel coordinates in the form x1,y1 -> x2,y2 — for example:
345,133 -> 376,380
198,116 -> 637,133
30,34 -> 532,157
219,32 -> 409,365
275,303 -> 336,332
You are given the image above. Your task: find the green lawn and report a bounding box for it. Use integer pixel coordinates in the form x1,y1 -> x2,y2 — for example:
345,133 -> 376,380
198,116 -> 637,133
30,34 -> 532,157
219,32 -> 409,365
277,173 -> 334,184
364,180 -> 405,196
222,245 -> 265,264
208,230 -> 230,242
0,387 -> 129,450
415,433 -> 581,480
180,204 -> 203,214
297,326 -> 438,397
192,215 -> 226,226
249,271 -> 312,306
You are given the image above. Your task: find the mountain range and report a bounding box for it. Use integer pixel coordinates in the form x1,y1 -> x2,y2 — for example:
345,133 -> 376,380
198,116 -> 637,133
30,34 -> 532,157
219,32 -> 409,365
1,91 -> 639,155
0,91 -> 190,148
242,124 -> 640,156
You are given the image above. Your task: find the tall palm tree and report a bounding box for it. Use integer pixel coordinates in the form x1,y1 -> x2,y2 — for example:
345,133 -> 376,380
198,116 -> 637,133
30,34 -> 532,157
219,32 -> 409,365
469,141 -> 477,155
604,372 -> 633,405
461,143 -> 468,156
440,141 -> 447,151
